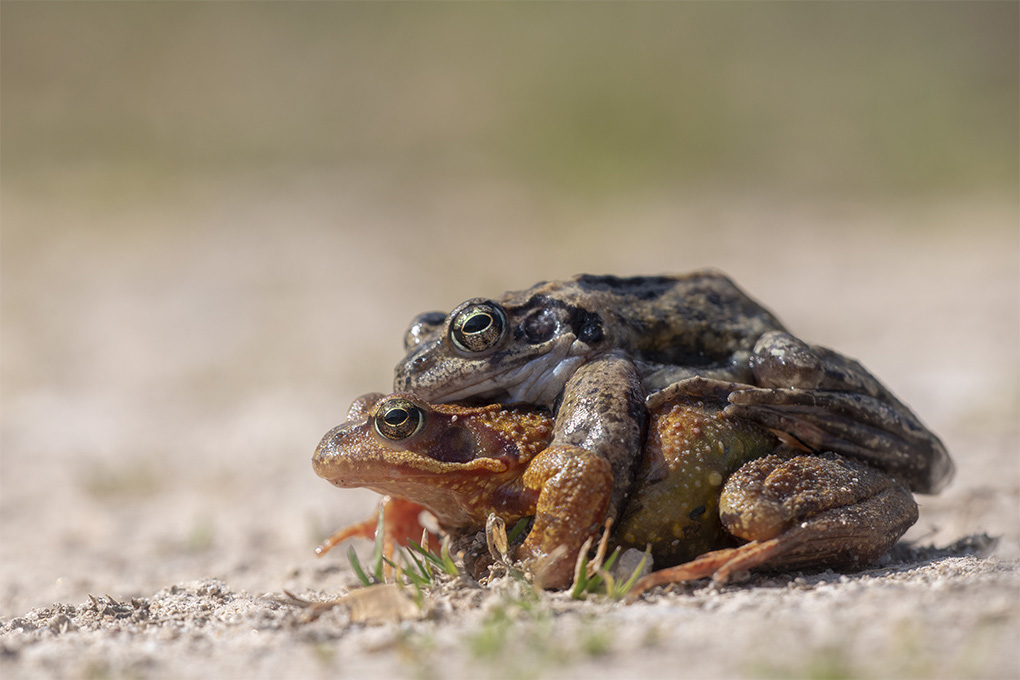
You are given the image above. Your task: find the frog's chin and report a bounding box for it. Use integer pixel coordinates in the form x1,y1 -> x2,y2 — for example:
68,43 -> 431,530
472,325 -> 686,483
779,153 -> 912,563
506,354 -> 585,404
437,336 -> 585,407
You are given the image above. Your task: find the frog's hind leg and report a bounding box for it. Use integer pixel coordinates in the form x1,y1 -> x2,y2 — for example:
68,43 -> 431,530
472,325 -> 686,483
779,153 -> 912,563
627,545 -> 770,597
731,330 -> 954,494
630,452 -> 917,597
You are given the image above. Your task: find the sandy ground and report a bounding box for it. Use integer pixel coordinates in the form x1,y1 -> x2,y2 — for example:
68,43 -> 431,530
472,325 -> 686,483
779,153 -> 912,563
1,177 -> 1018,678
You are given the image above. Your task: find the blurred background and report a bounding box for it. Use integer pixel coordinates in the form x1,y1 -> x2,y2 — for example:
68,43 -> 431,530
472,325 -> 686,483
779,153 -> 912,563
2,2 -> 1017,615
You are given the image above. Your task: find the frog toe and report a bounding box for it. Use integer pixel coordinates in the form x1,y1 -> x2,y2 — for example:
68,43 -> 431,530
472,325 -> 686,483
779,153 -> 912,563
628,546 -> 752,598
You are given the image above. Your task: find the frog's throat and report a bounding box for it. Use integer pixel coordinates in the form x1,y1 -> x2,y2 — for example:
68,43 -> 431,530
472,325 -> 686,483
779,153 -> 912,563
436,336 -> 585,406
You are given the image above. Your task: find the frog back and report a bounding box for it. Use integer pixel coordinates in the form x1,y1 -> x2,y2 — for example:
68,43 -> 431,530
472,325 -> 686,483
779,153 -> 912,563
534,272 -> 786,371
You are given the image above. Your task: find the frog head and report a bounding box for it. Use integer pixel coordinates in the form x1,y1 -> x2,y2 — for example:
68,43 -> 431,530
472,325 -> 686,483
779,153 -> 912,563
312,394 -> 553,529
394,292 -> 608,406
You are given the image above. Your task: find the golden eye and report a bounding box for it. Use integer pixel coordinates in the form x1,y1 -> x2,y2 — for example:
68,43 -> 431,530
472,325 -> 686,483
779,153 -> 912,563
450,301 -> 507,354
374,398 -> 426,441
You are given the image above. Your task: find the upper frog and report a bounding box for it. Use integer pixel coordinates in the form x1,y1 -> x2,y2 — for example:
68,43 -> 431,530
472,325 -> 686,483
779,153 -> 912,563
393,272 -> 953,497
395,271 -> 786,403
313,386 -> 919,590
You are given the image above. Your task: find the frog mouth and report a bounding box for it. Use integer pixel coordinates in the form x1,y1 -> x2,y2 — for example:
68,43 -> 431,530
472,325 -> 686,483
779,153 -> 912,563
320,457 -> 510,490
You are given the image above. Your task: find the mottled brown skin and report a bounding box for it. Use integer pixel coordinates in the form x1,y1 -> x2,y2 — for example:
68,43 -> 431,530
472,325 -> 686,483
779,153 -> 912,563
313,389 -> 919,590
396,273 -> 785,398
394,271 -> 953,519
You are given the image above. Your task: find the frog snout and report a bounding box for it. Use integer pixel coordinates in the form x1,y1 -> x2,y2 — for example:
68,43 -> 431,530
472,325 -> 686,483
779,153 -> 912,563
312,421 -> 361,475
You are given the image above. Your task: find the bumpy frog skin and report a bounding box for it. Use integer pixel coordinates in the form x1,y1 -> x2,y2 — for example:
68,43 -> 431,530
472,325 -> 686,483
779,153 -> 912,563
394,272 -> 953,498
313,384 -> 919,590
397,273 -> 785,400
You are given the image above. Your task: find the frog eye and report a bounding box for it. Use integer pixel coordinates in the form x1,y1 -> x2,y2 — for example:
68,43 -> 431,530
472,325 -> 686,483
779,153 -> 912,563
403,311 -> 446,352
374,398 -> 426,441
449,301 -> 507,354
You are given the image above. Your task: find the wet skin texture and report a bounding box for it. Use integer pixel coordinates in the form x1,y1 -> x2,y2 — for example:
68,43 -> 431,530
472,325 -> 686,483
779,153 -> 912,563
313,384 -> 919,591
386,272 -> 950,585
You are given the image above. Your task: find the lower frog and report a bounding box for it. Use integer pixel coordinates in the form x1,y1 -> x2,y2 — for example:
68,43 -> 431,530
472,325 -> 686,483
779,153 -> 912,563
313,383 -> 919,591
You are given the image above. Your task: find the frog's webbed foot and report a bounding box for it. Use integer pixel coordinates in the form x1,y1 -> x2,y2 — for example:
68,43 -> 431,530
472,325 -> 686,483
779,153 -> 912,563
731,331 -> 954,494
644,376 -> 747,410
635,357 -> 754,395
630,453 -> 918,598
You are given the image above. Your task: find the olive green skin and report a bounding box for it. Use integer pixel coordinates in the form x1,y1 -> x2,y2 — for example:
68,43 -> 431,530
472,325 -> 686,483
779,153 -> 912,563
615,399 -> 780,566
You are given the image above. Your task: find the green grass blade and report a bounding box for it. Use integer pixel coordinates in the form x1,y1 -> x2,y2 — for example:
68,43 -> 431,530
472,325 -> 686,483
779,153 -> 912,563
613,550 -> 651,599
407,539 -> 444,568
382,555 -> 431,587
347,545 -> 374,586
506,517 -> 531,544
570,575 -> 588,600
602,548 -> 621,572
406,540 -> 437,569
407,538 -> 459,577
571,551 -> 592,600
404,545 -> 433,582
439,537 -> 459,576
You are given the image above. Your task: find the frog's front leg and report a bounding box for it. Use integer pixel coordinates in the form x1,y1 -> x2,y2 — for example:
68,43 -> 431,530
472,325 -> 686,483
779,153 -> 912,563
630,452 -> 917,597
728,331 -> 953,494
551,350 -> 646,521
315,496 -> 439,562
518,445 -> 613,588
518,350 -> 645,588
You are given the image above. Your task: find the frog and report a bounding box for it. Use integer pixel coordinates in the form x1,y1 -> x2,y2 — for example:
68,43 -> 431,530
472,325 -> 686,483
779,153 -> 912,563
391,272 -> 951,583
312,381 -> 919,591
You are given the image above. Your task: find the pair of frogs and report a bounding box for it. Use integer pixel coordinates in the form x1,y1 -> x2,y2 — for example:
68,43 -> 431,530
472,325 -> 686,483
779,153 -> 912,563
313,272 -> 953,591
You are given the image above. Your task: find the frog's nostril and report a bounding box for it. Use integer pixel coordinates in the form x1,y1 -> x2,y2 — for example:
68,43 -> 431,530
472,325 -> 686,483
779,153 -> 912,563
408,353 -> 436,376
313,422 -> 359,464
